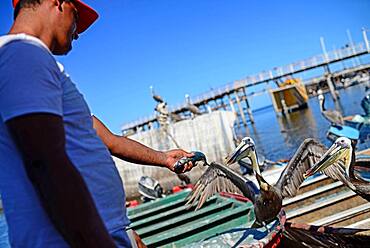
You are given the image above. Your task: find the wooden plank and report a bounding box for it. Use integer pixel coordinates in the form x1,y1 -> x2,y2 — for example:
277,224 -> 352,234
283,181 -> 343,206
346,218 -> 370,229
163,213 -> 251,248
128,189 -> 190,216
143,203 -> 252,247
137,199 -> 235,236
129,196 -> 218,230
286,191 -> 356,219
357,148 -> 370,156
309,203 -> 370,226
129,191 -> 191,222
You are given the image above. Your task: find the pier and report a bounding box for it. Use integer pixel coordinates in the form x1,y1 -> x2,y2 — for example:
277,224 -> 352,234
122,29 -> 370,135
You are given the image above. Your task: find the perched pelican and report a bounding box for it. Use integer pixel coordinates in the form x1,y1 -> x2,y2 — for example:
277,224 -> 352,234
170,112 -> 183,122
185,94 -> 201,116
187,137 -> 327,225
317,89 -> 344,126
304,137 -> 370,201
150,86 -> 164,103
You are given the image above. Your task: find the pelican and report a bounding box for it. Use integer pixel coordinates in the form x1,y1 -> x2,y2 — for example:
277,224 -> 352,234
187,137 -> 327,225
185,94 -> 201,116
317,89 -> 344,126
304,137 -> 370,201
150,86 -> 164,103
170,112 -> 183,122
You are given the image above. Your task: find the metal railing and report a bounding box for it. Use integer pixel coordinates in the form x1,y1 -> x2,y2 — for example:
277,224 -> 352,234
122,34 -> 370,131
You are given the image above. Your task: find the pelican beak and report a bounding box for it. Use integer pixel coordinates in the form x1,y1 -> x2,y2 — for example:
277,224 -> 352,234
304,142 -> 348,178
225,140 -> 254,165
255,173 -> 270,191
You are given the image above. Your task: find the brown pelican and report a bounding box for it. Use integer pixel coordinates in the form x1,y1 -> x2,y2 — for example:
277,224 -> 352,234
153,93 -> 183,123
187,137 -> 327,225
304,137 -> 370,201
170,112 -> 183,122
150,85 -> 164,103
185,94 -> 201,116
317,89 -> 344,126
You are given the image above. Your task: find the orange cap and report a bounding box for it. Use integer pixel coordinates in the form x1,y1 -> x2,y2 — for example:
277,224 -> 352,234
12,0 -> 98,34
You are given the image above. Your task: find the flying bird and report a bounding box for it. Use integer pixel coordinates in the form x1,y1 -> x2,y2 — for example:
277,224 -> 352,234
187,137 -> 327,225
304,137 -> 370,201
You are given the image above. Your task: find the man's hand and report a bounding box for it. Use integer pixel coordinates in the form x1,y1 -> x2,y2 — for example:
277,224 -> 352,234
164,149 -> 195,173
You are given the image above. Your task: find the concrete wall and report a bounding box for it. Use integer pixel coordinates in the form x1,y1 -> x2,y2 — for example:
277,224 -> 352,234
113,111 -> 236,199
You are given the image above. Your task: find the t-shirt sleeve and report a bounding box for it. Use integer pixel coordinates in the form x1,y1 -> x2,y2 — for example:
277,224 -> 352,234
0,41 -> 63,122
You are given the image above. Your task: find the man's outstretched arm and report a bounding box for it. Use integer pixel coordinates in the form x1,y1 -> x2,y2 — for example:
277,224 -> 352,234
93,115 -> 194,173
7,113 -> 116,248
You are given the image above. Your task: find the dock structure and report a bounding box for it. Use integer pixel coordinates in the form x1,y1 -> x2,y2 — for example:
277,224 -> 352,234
122,29 -> 370,135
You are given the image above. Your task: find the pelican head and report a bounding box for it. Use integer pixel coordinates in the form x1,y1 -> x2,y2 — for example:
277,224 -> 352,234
304,137 -> 352,178
225,137 -> 256,165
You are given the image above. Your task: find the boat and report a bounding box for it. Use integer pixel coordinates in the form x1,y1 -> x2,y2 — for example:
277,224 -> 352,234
344,115 -> 370,142
127,148 -> 370,247
326,124 -> 360,143
343,92 -> 370,142
270,78 -> 308,114
127,189 -> 285,247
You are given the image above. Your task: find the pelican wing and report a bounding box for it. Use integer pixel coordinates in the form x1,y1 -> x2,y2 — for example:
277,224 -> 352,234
275,138 -> 328,197
186,165 -> 243,210
320,160 -> 355,189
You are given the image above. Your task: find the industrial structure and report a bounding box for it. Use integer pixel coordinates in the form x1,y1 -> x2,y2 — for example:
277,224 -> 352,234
122,29 -> 370,135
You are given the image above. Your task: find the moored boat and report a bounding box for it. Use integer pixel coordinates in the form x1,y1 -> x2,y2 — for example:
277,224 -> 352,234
127,189 -> 285,248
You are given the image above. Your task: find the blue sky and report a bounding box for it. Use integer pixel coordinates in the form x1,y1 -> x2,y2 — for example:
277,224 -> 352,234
1,0 -> 370,133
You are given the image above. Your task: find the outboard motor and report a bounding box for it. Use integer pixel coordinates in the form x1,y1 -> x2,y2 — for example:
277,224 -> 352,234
138,176 -> 164,202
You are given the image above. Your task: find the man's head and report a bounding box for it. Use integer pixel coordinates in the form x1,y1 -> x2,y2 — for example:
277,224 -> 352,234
12,0 -> 98,55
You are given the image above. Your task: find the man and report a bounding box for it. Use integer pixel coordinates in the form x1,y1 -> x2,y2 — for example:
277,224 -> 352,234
0,0 -> 195,247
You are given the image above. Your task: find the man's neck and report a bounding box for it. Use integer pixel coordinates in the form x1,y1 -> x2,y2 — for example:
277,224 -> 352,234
9,10 -> 54,52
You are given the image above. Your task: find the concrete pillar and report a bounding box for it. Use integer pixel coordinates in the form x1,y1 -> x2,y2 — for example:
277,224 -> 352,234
326,73 -> 339,101
234,91 -> 247,126
242,88 -> 255,124
227,94 -> 239,129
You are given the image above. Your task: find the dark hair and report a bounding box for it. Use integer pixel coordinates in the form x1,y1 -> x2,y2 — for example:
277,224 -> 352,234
13,0 -> 74,19
14,0 -> 43,19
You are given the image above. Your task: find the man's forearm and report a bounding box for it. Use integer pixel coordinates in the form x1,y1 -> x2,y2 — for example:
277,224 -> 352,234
93,115 -> 194,172
7,114 -> 116,247
111,135 -> 168,166
93,115 -> 167,166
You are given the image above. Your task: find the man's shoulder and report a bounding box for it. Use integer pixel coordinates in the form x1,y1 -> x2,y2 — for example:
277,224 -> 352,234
1,39 -> 54,61
0,40 -> 59,73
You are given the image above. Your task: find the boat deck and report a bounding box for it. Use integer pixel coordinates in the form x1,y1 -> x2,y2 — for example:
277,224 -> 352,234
127,190 -> 283,247
127,147 -> 370,247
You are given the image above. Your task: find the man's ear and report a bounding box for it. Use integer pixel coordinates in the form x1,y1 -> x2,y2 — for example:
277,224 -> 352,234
53,0 -> 64,12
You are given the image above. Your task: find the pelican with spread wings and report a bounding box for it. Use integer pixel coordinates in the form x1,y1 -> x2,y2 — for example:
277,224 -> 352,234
304,137 -> 370,201
187,137 -> 327,225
